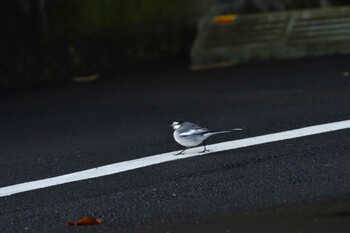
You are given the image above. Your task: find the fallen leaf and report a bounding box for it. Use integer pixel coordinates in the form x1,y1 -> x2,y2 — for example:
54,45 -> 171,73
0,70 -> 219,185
67,216 -> 103,226
73,73 -> 100,83
66,220 -> 75,226
76,216 -> 103,225
213,14 -> 238,24
95,218 -> 103,224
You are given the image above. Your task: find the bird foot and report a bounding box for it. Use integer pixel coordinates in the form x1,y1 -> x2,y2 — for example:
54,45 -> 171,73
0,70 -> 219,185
174,151 -> 185,156
198,149 -> 210,153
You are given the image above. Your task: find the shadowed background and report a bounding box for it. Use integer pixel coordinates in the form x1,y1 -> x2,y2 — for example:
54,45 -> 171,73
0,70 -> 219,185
1,0 -> 350,89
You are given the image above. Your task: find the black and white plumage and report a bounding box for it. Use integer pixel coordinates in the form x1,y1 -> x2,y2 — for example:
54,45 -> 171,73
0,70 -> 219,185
171,121 -> 242,155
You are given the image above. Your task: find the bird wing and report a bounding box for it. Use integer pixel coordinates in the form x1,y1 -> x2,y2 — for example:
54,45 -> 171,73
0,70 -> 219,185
179,127 -> 211,137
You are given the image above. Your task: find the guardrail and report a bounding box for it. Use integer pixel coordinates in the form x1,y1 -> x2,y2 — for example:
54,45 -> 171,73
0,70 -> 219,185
191,6 -> 350,69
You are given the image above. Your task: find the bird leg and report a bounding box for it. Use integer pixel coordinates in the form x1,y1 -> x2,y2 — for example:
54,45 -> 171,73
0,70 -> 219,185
174,148 -> 188,155
199,141 -> 210,153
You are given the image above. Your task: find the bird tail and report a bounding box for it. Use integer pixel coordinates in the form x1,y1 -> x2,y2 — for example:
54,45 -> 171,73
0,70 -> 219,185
230,128 -> 243,131
204,128 -> 242,136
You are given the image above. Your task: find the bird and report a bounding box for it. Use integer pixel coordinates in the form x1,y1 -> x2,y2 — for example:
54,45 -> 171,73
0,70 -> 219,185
171,121 -> 242,155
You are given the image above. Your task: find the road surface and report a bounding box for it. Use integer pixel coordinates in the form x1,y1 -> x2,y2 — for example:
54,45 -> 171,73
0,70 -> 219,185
1,55 -> 350,232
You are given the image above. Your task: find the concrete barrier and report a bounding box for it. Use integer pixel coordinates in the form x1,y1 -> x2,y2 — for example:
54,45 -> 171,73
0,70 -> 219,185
191,6 -> 350,69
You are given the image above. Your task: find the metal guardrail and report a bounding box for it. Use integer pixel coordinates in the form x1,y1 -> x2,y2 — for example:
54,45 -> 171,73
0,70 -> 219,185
191,6 -> 350,69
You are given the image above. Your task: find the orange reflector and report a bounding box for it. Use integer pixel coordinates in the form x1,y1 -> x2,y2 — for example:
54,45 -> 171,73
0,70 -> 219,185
213,14 -> 237,24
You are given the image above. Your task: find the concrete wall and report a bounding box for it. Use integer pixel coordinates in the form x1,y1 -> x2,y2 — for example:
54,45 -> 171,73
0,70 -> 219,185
191,6 -> 350,68
211,0 -> 349,14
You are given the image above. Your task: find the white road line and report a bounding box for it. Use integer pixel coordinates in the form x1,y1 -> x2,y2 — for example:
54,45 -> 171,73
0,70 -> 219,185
1,119 -> 350,197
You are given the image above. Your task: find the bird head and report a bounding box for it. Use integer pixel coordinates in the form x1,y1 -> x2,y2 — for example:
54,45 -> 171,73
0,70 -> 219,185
171,120 -> 184,130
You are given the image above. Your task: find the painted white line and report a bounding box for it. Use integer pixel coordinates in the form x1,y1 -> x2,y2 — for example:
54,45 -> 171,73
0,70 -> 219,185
1,119 -> 350,197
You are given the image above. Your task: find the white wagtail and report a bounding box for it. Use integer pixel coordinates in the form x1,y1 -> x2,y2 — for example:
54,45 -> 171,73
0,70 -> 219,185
171,121 -> 242,155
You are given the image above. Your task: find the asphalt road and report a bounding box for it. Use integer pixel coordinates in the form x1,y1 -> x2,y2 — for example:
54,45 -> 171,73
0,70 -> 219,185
1,55 -> 350,232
